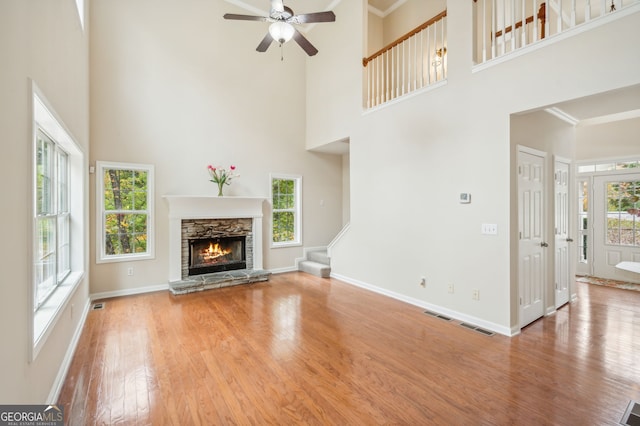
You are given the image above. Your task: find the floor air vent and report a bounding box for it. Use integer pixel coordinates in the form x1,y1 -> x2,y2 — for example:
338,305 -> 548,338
92,302 -> 105,310
423,310 -> 453,321
460,322 -> 495,336
621,400 -> 640,426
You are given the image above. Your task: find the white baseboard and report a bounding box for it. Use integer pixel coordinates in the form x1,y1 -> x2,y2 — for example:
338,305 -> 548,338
47,298 -> 91,403
330,272 -> 514,337
90,283 -> 169,301
268,266 -> 298,274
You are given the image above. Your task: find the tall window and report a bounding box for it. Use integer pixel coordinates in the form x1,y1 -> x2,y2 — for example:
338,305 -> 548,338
271,174 -> 302,246
97,162 -> 155,262
32,87 -> 85,359
35,130 -> 70,308
578,179 -> 589,263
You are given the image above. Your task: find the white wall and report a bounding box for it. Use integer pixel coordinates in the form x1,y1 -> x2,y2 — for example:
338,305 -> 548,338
382,0 -> 446,45
305,0 -> 365,149
576,117 -> 640,160
311,1 -> 640,333
0,0 -> 90,402
89,0 -> 344,293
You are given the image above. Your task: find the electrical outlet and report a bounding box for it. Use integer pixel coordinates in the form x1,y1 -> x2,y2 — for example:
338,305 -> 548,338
447,283 -> 454,293
420,277 -> 426,287
472,289 -> 480,300
127,267 -> 134,276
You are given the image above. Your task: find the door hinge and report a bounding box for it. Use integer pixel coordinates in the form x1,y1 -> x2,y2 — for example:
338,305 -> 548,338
519,231 -> 522,239
518,165 -> 522,175
519,297 -> 522,305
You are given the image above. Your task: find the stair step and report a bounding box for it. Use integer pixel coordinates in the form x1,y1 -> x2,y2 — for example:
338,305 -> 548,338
299,260 -> 331,278
307,250 -> 330,265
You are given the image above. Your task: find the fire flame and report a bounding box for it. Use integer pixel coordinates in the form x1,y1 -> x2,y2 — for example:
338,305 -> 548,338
202,242 -> 232,261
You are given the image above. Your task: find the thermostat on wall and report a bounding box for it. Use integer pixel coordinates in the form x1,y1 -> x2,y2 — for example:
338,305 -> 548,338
459,193 -> 471,204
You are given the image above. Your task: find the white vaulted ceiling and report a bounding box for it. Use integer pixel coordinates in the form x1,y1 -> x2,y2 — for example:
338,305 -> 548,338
223,0 -> 408,18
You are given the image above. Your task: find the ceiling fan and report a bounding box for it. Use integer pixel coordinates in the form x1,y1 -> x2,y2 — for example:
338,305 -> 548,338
223,0 -> 336,57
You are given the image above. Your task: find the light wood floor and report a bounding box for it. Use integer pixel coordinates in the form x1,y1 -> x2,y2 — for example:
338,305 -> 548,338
58,272 -> 640,425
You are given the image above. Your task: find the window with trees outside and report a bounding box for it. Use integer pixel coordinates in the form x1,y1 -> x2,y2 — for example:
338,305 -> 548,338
97,162 -> 155,262
32,87 -> 85,360
271,174 -> 301,246
606,179 -> 640,247
35,130 -> 70,308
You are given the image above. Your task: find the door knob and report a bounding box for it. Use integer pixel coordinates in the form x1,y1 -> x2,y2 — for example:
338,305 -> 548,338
541,242 -> 549,247
566,238 -> 574,242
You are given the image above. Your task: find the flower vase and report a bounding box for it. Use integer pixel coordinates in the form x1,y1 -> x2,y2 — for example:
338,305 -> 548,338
217,182 -> 224,197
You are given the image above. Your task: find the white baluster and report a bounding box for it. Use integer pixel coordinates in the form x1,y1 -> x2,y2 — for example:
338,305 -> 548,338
521,0 -> 526,47
532,0 -> 538,41
601,0 -> 606,17
482,0 -> 488,62
367,59 -> 371,107
557,0 -> 563,33
491,0 -> 497,59
571,0 -> 576,26
511,0 -> 516,51
545,0 -> 549,40
419,29 -> 424,88
441,17 -> 446,79
585,0 -> 591,21
501,0 -> 506,55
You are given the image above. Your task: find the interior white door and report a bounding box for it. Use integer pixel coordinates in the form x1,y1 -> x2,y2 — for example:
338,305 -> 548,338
592,173 -> 640,283
518,149 -> 547,327
554,158 -> 570,308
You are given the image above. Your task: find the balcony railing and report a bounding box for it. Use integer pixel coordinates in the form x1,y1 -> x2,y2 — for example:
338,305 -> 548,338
473,0 -> 639,64
363,11 -> 447,109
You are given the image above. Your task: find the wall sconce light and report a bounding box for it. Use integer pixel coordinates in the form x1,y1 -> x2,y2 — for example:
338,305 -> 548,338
432,47 -> 447,66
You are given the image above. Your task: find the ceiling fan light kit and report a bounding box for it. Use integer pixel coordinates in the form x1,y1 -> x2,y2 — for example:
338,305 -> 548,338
269,21 -> 295,44
223,0 -> 336,57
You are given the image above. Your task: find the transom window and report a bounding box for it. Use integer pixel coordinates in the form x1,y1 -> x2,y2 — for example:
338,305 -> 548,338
271,174 -> 302,247
96,162 -> 155,262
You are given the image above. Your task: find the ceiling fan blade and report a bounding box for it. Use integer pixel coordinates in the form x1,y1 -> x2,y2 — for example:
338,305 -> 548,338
256,33 -> 274,52
271,0 -> 284,13
223,13 -> 268,22
293,29 -> 318,56
290,11 -> 336,24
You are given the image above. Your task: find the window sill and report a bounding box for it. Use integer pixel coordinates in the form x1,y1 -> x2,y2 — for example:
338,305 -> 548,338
271,242 -> 302,249
33,270 -> 84,361
96,252 -> 154,264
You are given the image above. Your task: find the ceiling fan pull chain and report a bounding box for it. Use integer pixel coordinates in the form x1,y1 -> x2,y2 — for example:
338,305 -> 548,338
280,43 -> 284,61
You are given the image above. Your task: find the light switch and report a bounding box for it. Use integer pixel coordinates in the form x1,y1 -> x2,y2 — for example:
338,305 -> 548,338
481,223 -> 498,235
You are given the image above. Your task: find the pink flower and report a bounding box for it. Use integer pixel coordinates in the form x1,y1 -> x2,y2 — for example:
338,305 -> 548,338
230,165 -> 236,170
207,165 -> 216,171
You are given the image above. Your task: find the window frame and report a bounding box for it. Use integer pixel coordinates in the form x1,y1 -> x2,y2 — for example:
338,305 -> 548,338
96,161 -> 155,263
31,84 -> 86,361
270,173 -> 302,248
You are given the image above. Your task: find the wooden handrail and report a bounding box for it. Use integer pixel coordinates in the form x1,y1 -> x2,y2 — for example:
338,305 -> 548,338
494,3 -> 546,39
363,10 -> 447,67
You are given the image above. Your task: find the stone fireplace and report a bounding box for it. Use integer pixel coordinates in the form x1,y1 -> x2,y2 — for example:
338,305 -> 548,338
182,218 -> 251,277
164,196 -> 270,294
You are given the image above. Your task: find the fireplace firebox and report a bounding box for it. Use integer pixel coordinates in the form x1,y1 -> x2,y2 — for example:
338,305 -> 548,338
188,236 -> 246,276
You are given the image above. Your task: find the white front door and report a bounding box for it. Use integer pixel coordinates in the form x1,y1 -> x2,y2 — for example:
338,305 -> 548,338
554,158 -> 570,308
592,173 -> 640,283
518,148 -> 547,327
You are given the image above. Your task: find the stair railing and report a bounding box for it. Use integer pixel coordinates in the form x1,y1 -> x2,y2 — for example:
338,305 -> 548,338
363,10 -> 447,109
474,0 -> 639,64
